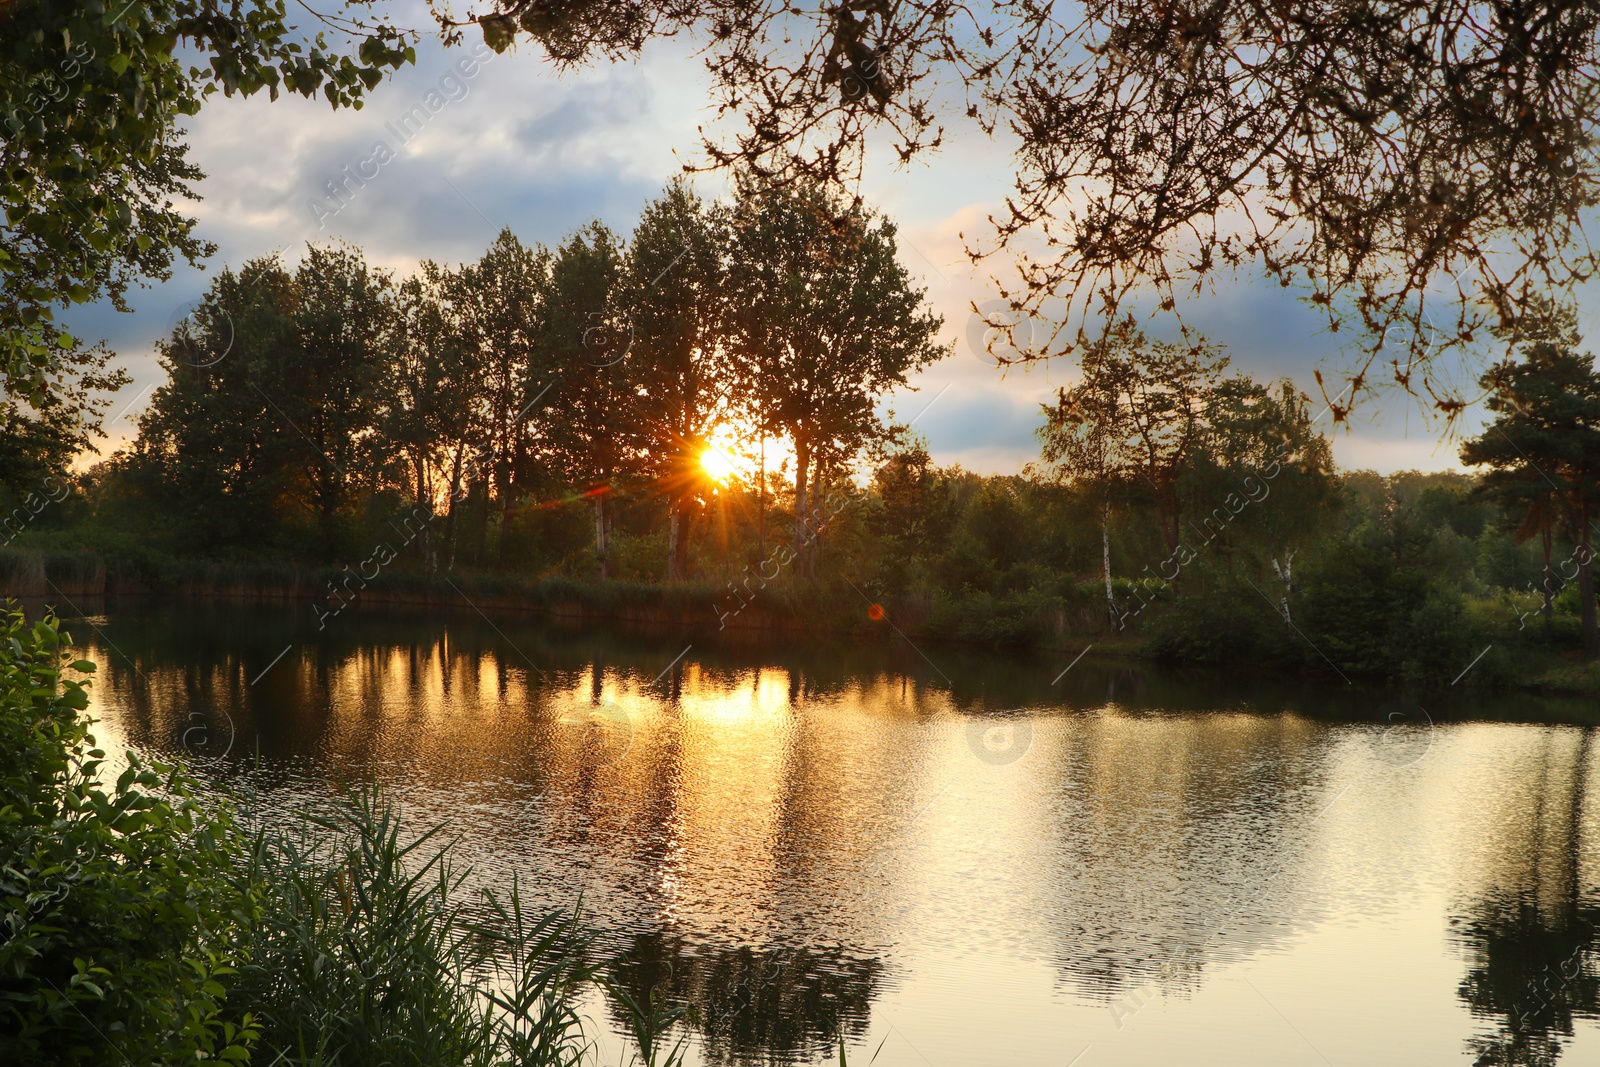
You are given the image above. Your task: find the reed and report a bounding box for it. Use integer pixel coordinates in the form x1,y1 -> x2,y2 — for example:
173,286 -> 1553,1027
234,788 -> 599,1067
0,548 -> 46,595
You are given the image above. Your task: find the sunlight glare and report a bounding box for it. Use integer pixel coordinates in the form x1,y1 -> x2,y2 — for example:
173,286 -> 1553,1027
700,446 -> 736,483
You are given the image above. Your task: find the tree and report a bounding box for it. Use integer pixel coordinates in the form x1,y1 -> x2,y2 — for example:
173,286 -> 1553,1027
136,246 -> 397,554
1038,367 -> 1128,629
614,180 -> 727,581
444,229 -> 554,563
1190,378 -> 1337,626
1,1 -> 410,413
723,177 -> 944,577
431,0 -> 1600,414
135,256 -> 302,550
0,330 -> 126,497
383,268 -> 454,537
541,222 -> 627,578
1461,312 -> 1600,658
1044,317 -> 1226,565
285,244 -> 395,548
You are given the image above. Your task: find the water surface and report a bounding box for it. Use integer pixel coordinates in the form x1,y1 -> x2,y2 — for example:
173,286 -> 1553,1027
57,598 -> 1600,1066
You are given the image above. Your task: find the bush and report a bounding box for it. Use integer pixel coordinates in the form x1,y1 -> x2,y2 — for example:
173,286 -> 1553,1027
1144,584 -> 1300,667
1298,539 -> 1501,684
0,606 -> 255,1065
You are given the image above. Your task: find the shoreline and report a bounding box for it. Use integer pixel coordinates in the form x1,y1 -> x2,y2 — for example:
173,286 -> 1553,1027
2,546 -> 1594,694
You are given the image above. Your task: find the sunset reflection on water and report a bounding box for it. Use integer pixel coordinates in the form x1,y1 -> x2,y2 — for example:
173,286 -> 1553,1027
70,599 -> 1600,1066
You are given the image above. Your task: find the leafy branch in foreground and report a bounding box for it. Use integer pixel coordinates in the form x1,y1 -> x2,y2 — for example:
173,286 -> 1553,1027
429,0 -> 1600,419
0,605 -> 255,1065
0,1 -> 413,412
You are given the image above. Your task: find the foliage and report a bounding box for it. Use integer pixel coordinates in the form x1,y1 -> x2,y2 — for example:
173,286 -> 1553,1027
1461,305 -> 1600,657
0,606 -> 255,1065
0,334 -> 128,495
424,0 -> 1600,413
131,248 -> 398,557
722,175 -> 946,576
0,0 -> 411,412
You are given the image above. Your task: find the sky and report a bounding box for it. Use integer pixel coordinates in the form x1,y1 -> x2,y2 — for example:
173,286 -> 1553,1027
61,9 -> 1520,477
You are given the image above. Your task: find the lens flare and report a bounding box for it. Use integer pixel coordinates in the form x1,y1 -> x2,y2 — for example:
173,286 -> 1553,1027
700,447 -> 736,484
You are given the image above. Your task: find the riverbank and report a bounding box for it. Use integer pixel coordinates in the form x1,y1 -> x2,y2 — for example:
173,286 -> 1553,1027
1,545 -> 1593,692
0,544 -> 1107,645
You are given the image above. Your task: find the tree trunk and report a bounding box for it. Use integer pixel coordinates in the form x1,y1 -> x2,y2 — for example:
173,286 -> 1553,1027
666,500 -> 692,582
444,446 -> 465,572
675,505 -> 691,580
793,435 -> 811,580
415,454 -> 434,572
757,432 -> 766,560
1272,551 -> 1295,627
1543,522 -> 1556,624
667,503 -> 681,582
593,494 -> 610,581
1101,496 -> 1117,630
808,460 -> 827,579
1579,521 -> 1597,660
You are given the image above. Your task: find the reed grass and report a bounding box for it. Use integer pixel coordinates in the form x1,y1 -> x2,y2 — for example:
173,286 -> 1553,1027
234,787 -> 689,1067
0,548 -> 46,595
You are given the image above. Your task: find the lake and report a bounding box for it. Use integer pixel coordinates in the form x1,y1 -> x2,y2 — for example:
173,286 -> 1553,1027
55,597 -> 1600,1066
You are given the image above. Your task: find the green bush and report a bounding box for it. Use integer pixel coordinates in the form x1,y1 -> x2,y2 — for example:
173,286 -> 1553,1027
1298,538 -> 1502,684
0,606 -> 256,1065
1144,584 -> 1299,668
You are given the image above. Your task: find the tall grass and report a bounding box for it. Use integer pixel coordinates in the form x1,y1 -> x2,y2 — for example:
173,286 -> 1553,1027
234,789 -> 589,1067
0,548 -> 46,595
235,787 -> 692,1067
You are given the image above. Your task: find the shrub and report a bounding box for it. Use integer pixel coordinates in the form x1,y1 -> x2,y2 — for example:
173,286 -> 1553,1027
0,606 -> 256,1065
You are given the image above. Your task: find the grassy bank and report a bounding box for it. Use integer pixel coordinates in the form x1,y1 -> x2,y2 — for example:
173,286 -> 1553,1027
0,545 -> 1109,648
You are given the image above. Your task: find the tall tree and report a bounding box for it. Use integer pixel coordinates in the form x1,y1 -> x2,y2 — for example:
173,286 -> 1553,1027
724,177 -> 944,577
614,180 -> 726,581
542,222 -> 627,578
384,267 -> 452,511
1461,312 -> 1600,658
445,229 -> 553,562
1039,369 -> 1129,629
1190,378 -> 1337,625
1056,317 -> 1227,563
136,247 -> 397,554
286,244 -> 394,548
135,257 -> 301,549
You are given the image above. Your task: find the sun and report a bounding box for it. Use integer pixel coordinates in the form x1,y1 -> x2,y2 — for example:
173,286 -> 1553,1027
700,446 -> 736,484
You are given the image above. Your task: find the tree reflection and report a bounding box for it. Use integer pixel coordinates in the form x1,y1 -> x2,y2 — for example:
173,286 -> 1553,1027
601,930 -> 882,1066
1456,896 -> 1600,1067
1457,728 -> 1600,1067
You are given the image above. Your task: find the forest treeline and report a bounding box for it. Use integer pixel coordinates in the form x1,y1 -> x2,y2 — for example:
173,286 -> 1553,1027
2,179 -> 1599,686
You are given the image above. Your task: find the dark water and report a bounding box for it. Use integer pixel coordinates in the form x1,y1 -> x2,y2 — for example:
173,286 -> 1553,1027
49,597 -> 1600,1066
